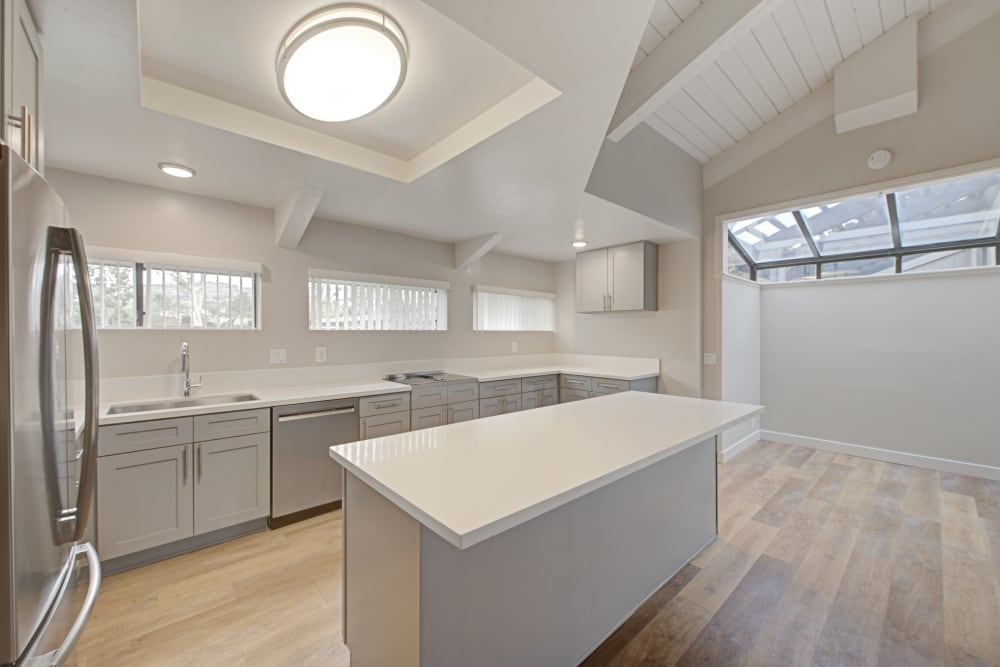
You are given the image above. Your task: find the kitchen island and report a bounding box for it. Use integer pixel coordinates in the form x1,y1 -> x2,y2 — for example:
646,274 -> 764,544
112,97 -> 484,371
330,392 -> 763,667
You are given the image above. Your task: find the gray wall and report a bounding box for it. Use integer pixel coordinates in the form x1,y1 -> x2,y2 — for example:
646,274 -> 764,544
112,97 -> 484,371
701,12 -> 1000,402
720,277 -> 760,449
555,240 -> 702,397
760,271 -> 1000,471
49,169 -> 558,379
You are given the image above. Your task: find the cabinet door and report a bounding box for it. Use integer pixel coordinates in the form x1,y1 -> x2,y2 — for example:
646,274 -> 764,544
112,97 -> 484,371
5,0 -> 43,171
575,249 -> 608,313
500,395 -> 521,414
361,411 -> 410,438
560,388 -> 591,403
539,389 -> 558,407
411,405 -> 448,430
194,434 -> 270,535
448,400 -> 479,424
97,444 -> 194,560
479,397 -> 501,418
522,390 -> 541,410
608,243 -> 646,311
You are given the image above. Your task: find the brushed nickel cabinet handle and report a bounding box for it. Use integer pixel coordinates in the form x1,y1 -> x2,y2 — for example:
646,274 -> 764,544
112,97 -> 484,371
197,445 -> 203,482
182,448 -> 188,484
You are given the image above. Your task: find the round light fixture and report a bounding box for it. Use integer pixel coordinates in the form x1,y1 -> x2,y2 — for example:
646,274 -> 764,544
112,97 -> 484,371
158,163 -> 196,178
867,149 -> 893,170
572,240 -> 589,249
276,5 -> 408,122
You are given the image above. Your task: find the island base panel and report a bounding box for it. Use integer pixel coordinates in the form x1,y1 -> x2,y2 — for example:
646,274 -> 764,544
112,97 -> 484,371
342,437 -> 716,667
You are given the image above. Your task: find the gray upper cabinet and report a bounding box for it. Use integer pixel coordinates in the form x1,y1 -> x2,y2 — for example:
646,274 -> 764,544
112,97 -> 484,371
3,0 -> 43,172
576,241 -> 657,313
193,433 -> 270,535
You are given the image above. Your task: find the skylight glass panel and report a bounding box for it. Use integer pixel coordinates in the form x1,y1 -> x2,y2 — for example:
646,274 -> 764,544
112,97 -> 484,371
895,171 -> 1000,245
800,195 -> 893,255
727,214 -> 812,263
821,257 -> 895,279
901,247 -> 996,274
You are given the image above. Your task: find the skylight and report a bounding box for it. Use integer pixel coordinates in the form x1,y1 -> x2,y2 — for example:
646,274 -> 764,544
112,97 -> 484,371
725,167 -> 1000,282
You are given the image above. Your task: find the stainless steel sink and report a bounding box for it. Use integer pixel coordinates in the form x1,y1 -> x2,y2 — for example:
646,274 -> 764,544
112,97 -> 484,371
107,393 -> 260,415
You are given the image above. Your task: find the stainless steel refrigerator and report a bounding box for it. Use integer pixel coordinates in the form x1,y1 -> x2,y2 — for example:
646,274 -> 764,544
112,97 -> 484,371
1,146 -> 101,666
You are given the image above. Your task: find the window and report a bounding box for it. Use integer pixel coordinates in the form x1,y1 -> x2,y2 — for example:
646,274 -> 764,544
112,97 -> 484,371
77,248 -> 261,329
308,270 -> 448,331
473,286 -> 555,332
724,167 -> 1000,283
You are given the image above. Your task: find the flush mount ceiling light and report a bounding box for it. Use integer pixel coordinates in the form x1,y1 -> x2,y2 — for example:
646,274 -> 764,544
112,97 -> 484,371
158,162 -> 195,178
572,240 -> 588,249
276,5 -> 408,123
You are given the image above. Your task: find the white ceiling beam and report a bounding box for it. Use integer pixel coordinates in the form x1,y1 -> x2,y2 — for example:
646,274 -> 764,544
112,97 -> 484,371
606,0 -> 783,142
703,0 -> 1000,189
274,185 -> 326,249
455,233 -> 502,270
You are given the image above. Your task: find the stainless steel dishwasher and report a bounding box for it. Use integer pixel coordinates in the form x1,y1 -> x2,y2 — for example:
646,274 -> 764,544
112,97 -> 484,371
270,398 -> 359,528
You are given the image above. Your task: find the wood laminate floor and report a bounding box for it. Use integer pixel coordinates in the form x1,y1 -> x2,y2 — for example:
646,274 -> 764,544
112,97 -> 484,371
74,441 -> 1000,666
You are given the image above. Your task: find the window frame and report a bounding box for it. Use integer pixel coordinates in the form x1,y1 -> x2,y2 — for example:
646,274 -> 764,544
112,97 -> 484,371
471,285 -> 556,333
84,247 -> 263,330
723,168 -> 1000,283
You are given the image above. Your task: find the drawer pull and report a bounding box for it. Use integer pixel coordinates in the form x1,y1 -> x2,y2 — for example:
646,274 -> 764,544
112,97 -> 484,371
566,380 -> 586,385
597,383 -> 620,389
374,401 -> 401,409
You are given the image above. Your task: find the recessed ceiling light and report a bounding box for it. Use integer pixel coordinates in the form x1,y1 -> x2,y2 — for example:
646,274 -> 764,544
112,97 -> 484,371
158,163 -> 195,178
277,5 -> 408,123
572,240 -> 588,249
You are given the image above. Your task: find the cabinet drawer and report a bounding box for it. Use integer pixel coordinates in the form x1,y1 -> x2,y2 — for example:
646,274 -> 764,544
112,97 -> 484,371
446,382 -> 479,404
359,392 -> 410,417
479,379 -> 522,399
592,378 -> 629,394
521,375 -> 557,392
448,400 -> 479,424
361,412 -> 411,439
560,388 -> 591,403
194,409 -> 270,441
411,405 -> 448,430
560,375 -> 593,391
99,417 -> 193,457
411,384 -> 449,409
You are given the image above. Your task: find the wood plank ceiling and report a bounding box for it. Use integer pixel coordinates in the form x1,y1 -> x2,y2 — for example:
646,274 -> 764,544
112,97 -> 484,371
634,0 -> 953,163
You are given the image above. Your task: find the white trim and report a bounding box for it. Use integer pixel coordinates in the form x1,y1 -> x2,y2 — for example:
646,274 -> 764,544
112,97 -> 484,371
308,268 -> 450,291
761,430 -> 1000,482
719,273 -> 760,288
88,246 -> 262,275
759,264 -> 1000,289
472,284 -> 556,299
720,430 -> 760,463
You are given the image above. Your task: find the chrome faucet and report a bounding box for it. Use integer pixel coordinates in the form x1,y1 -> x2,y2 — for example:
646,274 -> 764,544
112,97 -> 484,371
181,342 -> 203,397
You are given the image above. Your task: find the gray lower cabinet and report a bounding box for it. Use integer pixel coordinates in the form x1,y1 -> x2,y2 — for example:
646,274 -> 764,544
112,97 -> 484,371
558,374 -> 658,403
360,410 -> 411,438
448,400 -> 479,423
97,443 -> 194,560
560,388 -> 591,403
97,409 -> 270,562
523,389 -> 558,410
193,433 -> 269,535
480,395 -> 522,417
412,405 -> 449,430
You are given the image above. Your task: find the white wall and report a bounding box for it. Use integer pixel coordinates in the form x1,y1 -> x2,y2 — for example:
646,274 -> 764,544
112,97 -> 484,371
49,169 -> 558,379
759,270 -> 1000,475
701,12 -> 1000,402
555,240 -> 702,397
720,277 -> 760,451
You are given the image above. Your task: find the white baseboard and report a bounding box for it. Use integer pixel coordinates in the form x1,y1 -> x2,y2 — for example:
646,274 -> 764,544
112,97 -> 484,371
761,430 -> 1000,482
720,430 -> 761,463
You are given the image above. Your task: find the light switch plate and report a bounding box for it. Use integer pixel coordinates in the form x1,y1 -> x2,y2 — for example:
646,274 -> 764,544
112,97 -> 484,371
703,353 -> 717,366
270,348 -> 287,364
511,341 -> 519,353
315,347 -> 327,363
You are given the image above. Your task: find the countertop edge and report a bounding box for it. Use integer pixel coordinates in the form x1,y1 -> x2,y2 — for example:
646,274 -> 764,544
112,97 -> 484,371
330,404 -> 765,550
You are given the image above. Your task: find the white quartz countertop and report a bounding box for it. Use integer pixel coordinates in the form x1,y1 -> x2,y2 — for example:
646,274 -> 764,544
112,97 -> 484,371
452,365 -> 658,382
98,380 -> 411,426
330,392 -> 764,550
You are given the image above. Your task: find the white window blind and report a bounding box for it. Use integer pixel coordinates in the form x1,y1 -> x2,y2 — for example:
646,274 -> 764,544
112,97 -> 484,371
473,286 -> 555,332
145,264 -> 257,329
308,273 -> 448,331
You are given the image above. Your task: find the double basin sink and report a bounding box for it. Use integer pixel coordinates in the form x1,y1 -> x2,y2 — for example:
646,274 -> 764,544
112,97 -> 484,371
107,393 -> 260,415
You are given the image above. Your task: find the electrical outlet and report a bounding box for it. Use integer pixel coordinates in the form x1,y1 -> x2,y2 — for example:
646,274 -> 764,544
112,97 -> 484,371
703,352 -> 717,366
752,416 -> 760,429
270,348 -> 287,364
511,341 -> 519,353
315,346 -> 327,363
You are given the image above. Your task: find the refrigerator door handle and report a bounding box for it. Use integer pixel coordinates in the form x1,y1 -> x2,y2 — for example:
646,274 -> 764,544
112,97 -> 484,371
40,227 -> 100,544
